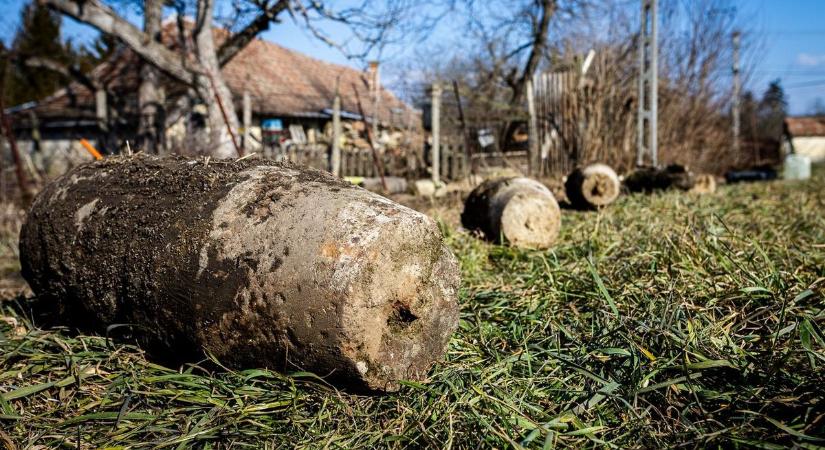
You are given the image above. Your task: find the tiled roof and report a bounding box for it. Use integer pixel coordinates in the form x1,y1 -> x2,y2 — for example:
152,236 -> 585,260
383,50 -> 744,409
9,48 -> 143,124
223,37 -> 415,125
11,23 -> 418,128
785,116 -> 825,137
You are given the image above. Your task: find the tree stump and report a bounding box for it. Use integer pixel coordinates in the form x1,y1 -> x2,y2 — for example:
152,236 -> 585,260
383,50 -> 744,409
461,177 -> 561,249
19,155 -> 461,392
565,163 -> 621,209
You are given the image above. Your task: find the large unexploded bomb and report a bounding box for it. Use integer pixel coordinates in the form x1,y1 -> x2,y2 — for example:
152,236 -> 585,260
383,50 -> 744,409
689,173 -> 717,194
461,177 -> 561,249
19,155 -> 461,392
565,163 -> 621,209
623,164 -> 696,193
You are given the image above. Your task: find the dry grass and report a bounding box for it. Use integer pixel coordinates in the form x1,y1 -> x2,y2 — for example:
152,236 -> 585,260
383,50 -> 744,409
1,169 -> 824,448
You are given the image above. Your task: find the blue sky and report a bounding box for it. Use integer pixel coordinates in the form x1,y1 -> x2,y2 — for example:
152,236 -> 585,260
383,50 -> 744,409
741,0 -> 825,114
1,0 -> 823,114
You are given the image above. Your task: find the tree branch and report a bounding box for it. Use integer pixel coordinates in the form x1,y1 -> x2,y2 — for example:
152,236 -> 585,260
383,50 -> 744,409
217,0 -> 290,66
39,0 -> 197,85
21,55 -> 100,93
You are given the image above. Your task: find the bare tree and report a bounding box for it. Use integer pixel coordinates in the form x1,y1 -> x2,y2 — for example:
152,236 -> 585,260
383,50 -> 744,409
137,0 -> 164,154
424,0 -> 588,149
39,0 -> 410,158
417,0 -> 756,174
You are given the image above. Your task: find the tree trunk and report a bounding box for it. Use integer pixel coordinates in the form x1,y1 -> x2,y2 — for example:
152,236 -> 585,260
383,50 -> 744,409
43,0 -> 292,159
461,177 -> 561,249
137,0 -> 164,154
195,0 -> 241,159
565,163 -> 620,209
501,0 -> 555,151
509,0 -> 555,107
19,155 -> 461,392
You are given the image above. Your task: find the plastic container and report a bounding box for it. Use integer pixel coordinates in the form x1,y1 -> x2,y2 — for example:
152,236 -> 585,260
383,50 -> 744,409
783,154 -> 811,180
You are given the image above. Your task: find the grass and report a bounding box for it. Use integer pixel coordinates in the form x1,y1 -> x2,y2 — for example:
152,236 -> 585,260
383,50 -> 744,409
2,170 -> 825,449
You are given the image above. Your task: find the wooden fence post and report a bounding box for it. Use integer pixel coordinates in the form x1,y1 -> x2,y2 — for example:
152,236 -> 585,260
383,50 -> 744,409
526,79 -> 539,177
242,90 -> 251,155
431,83 -> 441,184
331,80 -> 342,177
441,143 -> 448,181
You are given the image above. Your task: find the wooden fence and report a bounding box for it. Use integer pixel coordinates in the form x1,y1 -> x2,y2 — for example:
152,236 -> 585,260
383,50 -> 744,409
264,143 -> 460,180
533,69 -> 581,176
531,51 -> 640,176
438,144 -> 532,180
437,143 -> 469,181
261,141 -> 481,182
266,143 -> 329,170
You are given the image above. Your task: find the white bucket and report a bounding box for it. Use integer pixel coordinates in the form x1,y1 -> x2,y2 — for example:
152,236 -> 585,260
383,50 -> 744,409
783,154 -> 811,180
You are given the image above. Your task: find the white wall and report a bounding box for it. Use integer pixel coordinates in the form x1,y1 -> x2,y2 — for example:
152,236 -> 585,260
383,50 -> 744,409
792,137 -> 825,163
165,115 -> 263,155
4,138 -> 95,178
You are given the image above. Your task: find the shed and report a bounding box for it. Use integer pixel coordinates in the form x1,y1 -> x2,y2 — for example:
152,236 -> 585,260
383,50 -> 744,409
784,116 -> 825,163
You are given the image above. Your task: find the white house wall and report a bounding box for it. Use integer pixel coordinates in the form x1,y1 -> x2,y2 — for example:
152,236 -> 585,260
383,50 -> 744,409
4,138 -> 96,178
792,137 -> 825,163
165,116 -> 263,155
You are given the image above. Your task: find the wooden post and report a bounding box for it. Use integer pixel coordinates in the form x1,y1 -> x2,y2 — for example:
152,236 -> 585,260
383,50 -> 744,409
95,88 -> 108,151
732,31 -> 741,155
441,143 -> 449,181
331,82 -> 342,177
452,80 -> 472,177
0,94 -> 29,198
353,84 -> 387,191
431,83 -> 441,183
242,90 -> 251,155
29,111 -> 42,153
526,79 -> 539,177
0,132 -> 5,202
369,61 -> 380,145
405,109 -> 415,177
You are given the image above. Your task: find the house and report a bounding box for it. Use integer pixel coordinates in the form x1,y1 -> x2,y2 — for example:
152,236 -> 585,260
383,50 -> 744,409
784,116 -> 825,163
5,24 -> 420,175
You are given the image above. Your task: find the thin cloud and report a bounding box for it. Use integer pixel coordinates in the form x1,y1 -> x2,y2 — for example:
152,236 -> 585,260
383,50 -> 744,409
797,53 -> 825,66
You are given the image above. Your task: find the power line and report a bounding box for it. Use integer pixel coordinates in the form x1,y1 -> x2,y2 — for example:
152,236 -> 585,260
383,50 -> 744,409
751,72 -> 825,77
751,68 -> 825,73
762,30 -> 825,35
783,79 -> 825,89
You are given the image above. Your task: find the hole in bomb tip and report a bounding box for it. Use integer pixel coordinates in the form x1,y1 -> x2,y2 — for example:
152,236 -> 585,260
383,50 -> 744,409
387,301 -> 418,329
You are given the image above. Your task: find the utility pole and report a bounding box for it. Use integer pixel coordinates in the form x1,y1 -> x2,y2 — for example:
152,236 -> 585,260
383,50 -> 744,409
732,30 -> 741,155
637,0 -> 658,167
431,83 -> 441,183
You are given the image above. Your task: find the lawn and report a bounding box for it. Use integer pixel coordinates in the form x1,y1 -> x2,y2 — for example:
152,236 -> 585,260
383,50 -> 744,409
1,170 -> 824,448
